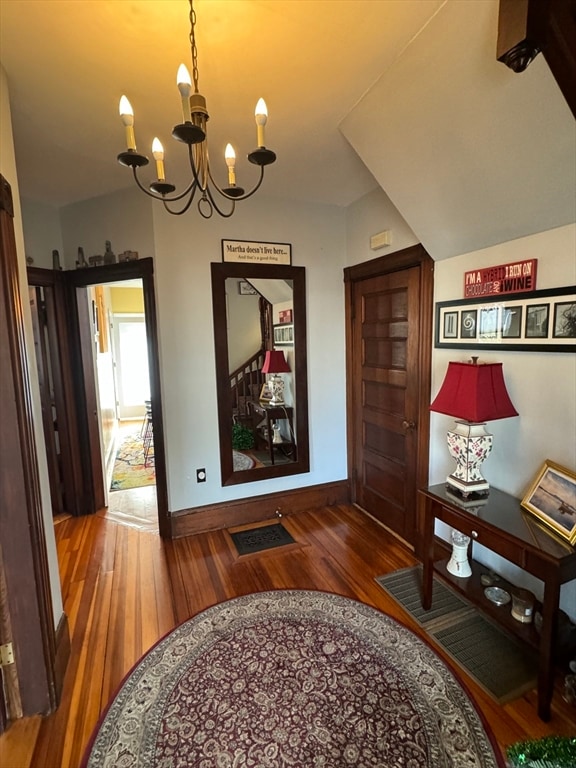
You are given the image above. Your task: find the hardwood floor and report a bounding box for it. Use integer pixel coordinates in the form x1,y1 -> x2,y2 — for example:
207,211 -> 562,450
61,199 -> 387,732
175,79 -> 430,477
1,502 -> 574,767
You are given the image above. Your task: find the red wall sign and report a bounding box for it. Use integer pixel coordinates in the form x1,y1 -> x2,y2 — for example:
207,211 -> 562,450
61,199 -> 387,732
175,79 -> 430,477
463,259 -> 538,298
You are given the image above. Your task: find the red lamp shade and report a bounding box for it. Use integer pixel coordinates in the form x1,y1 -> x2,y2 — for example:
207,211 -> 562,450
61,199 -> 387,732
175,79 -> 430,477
430,361 -> 518,422
261,350 -> 290,374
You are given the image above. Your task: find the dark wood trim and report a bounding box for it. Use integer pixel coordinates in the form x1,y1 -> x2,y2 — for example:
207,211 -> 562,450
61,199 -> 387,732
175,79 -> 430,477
53,612 -> 70,704
170,480 -> 350,538
67,259 -> 170,537
343,244 -> 431,283
343,244 -> 434,557
27,268 -> 86,517
75,285 -> 106,512
0,174 -> 58,714
498,0 -> 576,118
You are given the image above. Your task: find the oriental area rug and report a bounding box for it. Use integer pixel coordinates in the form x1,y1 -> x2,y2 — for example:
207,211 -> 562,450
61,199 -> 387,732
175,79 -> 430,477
83,591 -> 504,768
110,433 -> 155,491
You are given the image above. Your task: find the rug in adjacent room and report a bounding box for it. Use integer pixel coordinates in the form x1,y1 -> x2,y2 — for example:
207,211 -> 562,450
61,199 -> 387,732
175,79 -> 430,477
230,522 -> 296,555
83,591 -> 504,768
376,565 -> 538,703
232,450 -> 255,471
110,432 -> 155,491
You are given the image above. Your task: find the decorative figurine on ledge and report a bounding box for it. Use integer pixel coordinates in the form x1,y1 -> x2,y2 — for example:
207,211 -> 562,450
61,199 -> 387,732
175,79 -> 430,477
76,246 -> 88,268
103,240 -> 116,264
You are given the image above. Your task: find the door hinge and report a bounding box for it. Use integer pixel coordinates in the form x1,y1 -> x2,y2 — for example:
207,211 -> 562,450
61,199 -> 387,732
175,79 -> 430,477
0,642 -> 14,666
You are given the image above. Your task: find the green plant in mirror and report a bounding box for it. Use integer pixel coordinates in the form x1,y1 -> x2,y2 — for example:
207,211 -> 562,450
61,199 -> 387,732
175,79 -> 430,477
232,422 -> 255,451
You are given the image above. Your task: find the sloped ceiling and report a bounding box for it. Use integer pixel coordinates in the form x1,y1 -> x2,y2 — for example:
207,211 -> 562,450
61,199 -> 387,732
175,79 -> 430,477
0,0 -> 443,209
0,0 -> 574,261
340,0 -> 576,260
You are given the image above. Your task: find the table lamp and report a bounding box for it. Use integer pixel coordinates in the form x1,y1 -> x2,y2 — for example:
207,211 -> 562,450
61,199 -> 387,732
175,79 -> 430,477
430,357 -> 518,499
261,350 -> 290,405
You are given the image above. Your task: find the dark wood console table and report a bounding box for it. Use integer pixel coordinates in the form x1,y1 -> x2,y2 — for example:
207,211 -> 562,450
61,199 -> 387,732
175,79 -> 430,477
419,484 -> 576,721
248,401 -> 295,465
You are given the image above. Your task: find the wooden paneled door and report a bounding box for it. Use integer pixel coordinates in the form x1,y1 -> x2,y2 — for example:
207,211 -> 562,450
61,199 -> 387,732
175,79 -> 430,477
345,245 -> 434,551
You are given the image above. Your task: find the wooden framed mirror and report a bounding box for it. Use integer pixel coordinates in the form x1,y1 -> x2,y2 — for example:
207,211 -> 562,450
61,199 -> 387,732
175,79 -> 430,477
211,262 -> 309,485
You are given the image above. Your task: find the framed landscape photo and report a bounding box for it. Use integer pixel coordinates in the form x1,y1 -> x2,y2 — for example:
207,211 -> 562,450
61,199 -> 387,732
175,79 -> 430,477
521,460 -> 576,545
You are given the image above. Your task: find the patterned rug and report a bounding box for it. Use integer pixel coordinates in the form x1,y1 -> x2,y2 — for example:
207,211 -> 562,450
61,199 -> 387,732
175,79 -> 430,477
233,450 -> 255,471
110,433 -> 155,491
83,591 -> 504,767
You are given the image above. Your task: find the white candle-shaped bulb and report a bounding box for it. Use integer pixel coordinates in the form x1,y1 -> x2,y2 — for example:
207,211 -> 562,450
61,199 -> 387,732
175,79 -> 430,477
255,98 -> 268,147
225,143 -> 236,186
177,64 -> 192,123
152,137 -> 165,181
119,95 -> 136,151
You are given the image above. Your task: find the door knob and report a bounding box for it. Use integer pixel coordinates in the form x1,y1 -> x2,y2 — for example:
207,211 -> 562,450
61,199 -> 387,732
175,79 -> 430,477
402,419 -> 416,430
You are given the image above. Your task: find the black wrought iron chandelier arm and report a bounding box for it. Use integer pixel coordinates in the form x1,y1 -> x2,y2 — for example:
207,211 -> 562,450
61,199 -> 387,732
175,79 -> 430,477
161,185 -> 199,216
131,167 -> 166,200
131,166 -> 198,204
206,163 -> 266,202
200,184 -> 236,218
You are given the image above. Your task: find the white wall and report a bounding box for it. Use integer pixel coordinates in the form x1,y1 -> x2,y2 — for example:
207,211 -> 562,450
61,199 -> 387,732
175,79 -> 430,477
20,198 -> 63,269
346,187 -> 418,266
431,225 -> 576,620
0,66 -> 63,627
60,187 -> 155,269
227,287 -> 261,373
56,191 -> 349,511
152,196 -> 348,510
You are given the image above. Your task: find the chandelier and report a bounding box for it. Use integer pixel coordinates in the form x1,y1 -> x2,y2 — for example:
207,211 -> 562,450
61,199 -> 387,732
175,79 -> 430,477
116,0 -> 276,219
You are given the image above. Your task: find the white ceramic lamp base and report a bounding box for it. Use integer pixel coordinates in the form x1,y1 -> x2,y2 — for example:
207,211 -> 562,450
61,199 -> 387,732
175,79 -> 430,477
268,375 -> 285,406
446,421 -> 492,497
446,529 -> 472,578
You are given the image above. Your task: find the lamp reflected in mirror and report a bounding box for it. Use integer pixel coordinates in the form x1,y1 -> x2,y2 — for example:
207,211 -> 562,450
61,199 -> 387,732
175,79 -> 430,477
261,350 -> 290,405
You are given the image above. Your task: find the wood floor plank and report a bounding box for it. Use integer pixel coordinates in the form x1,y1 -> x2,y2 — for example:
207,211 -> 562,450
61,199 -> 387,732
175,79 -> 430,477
1,501 -> 575,768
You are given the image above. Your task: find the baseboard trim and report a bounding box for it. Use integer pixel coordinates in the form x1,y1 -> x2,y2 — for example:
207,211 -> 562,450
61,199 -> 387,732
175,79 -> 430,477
53,612 -> 70,705
170,480 -> 351,538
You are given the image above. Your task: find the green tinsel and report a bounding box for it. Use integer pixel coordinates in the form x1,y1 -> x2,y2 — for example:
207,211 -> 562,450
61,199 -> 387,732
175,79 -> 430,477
506,736 -> 576,768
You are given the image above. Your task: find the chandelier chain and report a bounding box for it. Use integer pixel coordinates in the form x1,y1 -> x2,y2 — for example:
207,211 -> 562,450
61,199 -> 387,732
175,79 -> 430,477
189,0 -> 200,94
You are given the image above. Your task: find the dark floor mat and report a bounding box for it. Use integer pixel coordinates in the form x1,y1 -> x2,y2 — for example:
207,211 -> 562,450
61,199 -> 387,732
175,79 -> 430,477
230,523 -> 296,555
376,565 -> 472,627
376,566 -> 538,703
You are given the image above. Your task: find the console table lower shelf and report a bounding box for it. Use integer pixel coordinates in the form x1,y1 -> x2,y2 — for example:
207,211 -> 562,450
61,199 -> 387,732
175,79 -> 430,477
419,484 -> 576,722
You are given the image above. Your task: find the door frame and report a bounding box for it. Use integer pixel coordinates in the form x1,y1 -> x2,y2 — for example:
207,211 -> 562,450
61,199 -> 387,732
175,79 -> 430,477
68,259 -> 170,537
344,244 -> 434,556
0,175 -> 59,717
27,267 -> 87,517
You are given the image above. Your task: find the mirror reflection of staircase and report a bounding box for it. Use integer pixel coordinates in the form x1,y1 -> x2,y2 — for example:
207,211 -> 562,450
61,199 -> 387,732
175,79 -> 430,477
230,348 -> 295,468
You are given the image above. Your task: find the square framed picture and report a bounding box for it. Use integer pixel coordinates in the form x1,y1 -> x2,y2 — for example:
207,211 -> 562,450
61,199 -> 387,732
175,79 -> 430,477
521,460 -> 576,544
501,305 -> 522,338
478,306 -> 500,339
525,303 -> 549,338
238,280 -> 257,295
443,311 -> 458,339
553,301 -> 576,338
460,309 -> 477,339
